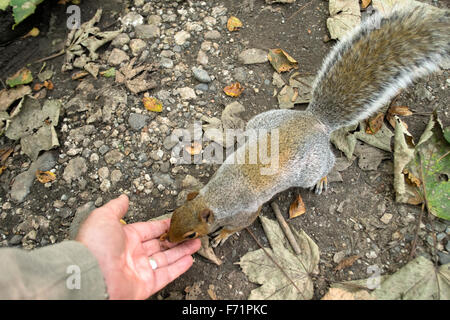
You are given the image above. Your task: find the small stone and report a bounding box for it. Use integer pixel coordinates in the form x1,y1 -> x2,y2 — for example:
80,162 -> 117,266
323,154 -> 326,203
121,12 -> 144,26
2,202 -> 11,210
135,24 -> 160,39
63,157 -> 87,184
98,145 -> 110,155
100,179 -> 111,192
437,252 -> 450,265
133,0 -> 144,7
95,197 -> 103,207
333,250 -> 346,264
176,87 -> 197,100
111,169 -> 123,184
105,150 -> 124,165
197,50 -> 208,66
160,57 -> 174,69
108,48 -> 130,66
163,134 -> 179,150
128,113 -> 149,131
53,200 -> 65,208
195,83 -> 209,91
238,48 -> 268,64
98,167 -> 110,181
204,30 -> 221,40
129,39 -> 147,56
182,175 -> 202,189
111,33 -> 130,47
174,30 -> 190,46
201,41 -> 212,51
366,250 -> 378,259
380,213 -> 393,224
90,153 -> 100,163
9,234 -> 23,245
147,15 -> 162,25
192,67 -> 211,83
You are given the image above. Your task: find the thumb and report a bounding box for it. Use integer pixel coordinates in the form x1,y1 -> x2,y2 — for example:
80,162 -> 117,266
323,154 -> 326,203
100,194 -> 129,220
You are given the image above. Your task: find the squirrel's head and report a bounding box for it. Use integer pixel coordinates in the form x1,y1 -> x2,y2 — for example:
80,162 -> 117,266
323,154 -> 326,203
166,191 -> 214,243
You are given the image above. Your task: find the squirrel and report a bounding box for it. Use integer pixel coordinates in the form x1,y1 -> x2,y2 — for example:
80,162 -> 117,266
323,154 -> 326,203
166,5 -> 449,246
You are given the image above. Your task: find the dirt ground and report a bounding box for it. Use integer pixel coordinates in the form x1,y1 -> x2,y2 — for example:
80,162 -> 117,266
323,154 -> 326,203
0,0 -> 449,300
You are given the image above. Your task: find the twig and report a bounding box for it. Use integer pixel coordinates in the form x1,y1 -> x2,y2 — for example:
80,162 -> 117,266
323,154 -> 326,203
245,227 -> 304,297
271,202 -> 301,255
286,0 -> 314,21
33,49 -> 65,64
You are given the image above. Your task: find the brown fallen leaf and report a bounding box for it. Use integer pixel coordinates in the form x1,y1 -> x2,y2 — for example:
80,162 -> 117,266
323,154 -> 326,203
227,16 -> 243,32
197,236 -> 222,265
386,112 -> 408,130
0,85 -> 32,112
268,48 -> 299,73
207,284 -> 218,300
0,165 -> 6,176
388,105 -> 413,116
71,71 -> 89,80
143,96 -> 163,112
36,170 -> 56,183
223,82 -> 244,97
0,147 -> 13,164
185,142 -> 202,155
289,194 -> 306,219
365,112 -> 384,134
361,0 -> 372,9
334,254 -> 360,272
403,168 -> 421,187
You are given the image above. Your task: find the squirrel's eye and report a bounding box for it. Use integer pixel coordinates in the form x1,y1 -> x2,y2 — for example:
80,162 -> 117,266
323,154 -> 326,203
185,232 -> 197,239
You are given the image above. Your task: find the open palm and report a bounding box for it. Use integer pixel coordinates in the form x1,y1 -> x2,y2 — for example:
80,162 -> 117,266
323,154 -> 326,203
76,195 -> 200,299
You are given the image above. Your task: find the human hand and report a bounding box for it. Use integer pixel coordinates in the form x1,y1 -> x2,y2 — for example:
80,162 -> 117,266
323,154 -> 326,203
76,194 -> 201,300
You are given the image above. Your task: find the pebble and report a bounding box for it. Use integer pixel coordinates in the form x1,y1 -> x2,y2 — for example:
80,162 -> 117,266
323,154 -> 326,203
176,87 -> 197,100
98,167 -> 110,181
204,30 -> 221,40
129,39 -> 147,56
147,15 -> 162,25
437,252 -> 450,265
238,48 -> 268,64
380,213 -> 393,224
111,169 -> 123,184
63,157 -> 87,184
128,113 -> 150,131
121,12 -> 144,27
90,153 -> 100,163
163,134 -> 179,150
366,250 -> 378,259
98,145 -> 110,155
9,235 -> 23,245
160,57 -> 174,69
174,30 -> 191,45
111,33 -> 130,47
100,180 -> 111,192
135,24 -> 160,39
108,48 -> 130,66
192,67 -> 212,83
197,50 -> 208,66
195,83 -> 209,91
105,150 -> 124,165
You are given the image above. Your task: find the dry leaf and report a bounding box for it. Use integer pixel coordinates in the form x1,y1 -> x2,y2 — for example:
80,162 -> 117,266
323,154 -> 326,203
289,194 -> 306,219
207,284 -> 218,300
388,105 -> 413,116
327,0 -> 361,40
0,147 -> 13,164
71,71 -> 89,80
0,85 -> 32,112
0,165 -> 6,176
334,254 -> 360,271
185,142 -> 202,155
197,236 -> 222,265
36,170 -> 56,183
223,82 -> 244,97
267,48 -> 299,73
44,80 -> 54,90
143,96 -> 163,112
361,0 -> 372,9
227,16 -> 243,31
365,112 -> 384,134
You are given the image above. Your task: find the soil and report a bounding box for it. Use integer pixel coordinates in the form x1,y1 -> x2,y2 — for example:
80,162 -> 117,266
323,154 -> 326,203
0,0 -> 448,300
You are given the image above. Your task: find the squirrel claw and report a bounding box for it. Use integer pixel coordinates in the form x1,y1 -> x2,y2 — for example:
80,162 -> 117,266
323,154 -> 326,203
211,229 -> 234,247
313,176 -> 328,195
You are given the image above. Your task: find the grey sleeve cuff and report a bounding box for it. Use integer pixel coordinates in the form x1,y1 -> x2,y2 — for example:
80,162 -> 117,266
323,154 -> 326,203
0,240 -> 108,300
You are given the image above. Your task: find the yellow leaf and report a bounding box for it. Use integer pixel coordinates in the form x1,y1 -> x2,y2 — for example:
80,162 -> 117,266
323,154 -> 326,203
267,49 -> 299,73
143,97 -> 163,112
361,0 -> 371,9
36,170 -> 56,183
223,82 -> 244,97
227,16 -> 243,32
22,27 -> 40,38
289,194 -> 306,219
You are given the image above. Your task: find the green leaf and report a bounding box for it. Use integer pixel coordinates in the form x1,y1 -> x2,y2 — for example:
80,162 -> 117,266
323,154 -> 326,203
0,0 -> 10,10
10,0 -> 44,28
102,67 -> 116,78
5,68 -> 33,88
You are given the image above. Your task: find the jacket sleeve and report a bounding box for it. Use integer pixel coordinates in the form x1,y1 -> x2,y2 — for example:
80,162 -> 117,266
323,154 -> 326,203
0,240 -> 108,299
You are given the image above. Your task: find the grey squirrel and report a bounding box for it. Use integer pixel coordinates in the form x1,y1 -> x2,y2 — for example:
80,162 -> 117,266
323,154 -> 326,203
165,5 -> 450,246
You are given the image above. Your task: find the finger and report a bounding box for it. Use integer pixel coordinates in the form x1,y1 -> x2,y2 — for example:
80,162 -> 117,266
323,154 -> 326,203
142,239 -> 161,256
149,239 -> 200,268
152,256 -> 194,293
96,194 -> 129,220
126,218 -> 171,242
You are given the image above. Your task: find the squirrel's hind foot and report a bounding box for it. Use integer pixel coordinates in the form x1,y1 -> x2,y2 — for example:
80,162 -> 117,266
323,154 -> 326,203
310,176 -> 328,195
211,228 -> 237,247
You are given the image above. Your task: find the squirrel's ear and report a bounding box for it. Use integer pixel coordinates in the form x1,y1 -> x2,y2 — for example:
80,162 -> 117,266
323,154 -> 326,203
199,209 -> 213,224
186,191 -> 199,201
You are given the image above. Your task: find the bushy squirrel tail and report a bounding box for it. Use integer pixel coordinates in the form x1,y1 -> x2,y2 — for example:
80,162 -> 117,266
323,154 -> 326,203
306,5 -> 449,131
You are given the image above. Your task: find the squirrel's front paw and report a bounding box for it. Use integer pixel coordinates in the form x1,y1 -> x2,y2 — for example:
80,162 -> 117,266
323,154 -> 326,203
310,176 -> 328,195
211,228 -> 234,247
